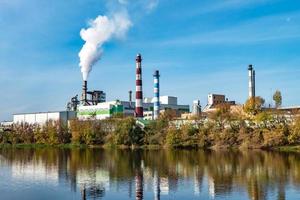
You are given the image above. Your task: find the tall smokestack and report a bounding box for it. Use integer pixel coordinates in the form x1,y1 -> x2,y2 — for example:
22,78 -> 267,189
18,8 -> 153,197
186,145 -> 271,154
248,65 -> 254,99
252,70 -> 256,98
129,90 -> 132,108
135,54 -> 143,118
153,70 -> 160,120
82,80 -> 88,105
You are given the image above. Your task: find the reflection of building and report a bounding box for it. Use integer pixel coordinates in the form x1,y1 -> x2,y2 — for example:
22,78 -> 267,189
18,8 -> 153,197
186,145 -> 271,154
160,177 -> 169,195
208,177 -> 215,199
77,170 -> 110,190
12,162 -> 58,184
77,169 -> 110,200
194,169 -> 204,196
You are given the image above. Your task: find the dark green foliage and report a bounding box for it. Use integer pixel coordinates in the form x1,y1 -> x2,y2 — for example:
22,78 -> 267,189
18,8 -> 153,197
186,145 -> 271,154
112,118 -> 144,146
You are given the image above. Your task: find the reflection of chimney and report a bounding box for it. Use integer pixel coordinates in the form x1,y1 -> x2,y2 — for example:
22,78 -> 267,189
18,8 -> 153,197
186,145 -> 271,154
135,54 -> 144,118
81,184 -> 86,200
82,80 -> 88,105
135,171 -> 143,200
153,172 -> 161,200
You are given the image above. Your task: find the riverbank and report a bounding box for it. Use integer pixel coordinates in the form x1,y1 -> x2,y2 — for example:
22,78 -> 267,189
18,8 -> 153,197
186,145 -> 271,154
2,108 -> 300,150
1,143 -> 300,153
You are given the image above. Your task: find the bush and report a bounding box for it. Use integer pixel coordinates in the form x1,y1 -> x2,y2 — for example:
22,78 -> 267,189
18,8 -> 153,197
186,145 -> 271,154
288,117 -> 300,144
166,126 -> 182,147
112,118 -> 144,146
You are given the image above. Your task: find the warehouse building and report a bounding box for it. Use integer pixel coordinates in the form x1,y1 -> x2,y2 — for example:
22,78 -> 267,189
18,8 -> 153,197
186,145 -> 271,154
13,111 -> 76,125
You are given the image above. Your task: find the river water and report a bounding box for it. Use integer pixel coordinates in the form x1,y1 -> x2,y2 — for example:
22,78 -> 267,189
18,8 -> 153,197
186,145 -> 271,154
0,148 -> 299,200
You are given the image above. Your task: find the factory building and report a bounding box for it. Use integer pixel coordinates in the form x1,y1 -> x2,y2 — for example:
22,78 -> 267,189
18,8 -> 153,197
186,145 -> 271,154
203,94 -> 235,112
13,111 -> 76,125
77,100 -> 124,120
77,96 -> 189,120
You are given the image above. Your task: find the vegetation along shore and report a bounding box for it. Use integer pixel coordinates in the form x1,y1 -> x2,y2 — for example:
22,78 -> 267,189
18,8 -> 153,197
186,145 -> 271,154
1,96 -> 300,151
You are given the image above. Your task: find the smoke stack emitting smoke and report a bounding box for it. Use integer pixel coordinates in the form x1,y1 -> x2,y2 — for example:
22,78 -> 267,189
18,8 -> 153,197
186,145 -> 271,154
78,12 -> 132,81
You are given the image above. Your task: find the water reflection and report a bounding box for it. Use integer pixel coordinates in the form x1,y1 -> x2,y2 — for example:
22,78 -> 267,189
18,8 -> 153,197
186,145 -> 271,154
0,148 -> 300,200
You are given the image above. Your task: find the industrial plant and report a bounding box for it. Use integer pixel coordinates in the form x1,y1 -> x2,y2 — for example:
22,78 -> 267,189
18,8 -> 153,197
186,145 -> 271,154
3,54 -> 298,128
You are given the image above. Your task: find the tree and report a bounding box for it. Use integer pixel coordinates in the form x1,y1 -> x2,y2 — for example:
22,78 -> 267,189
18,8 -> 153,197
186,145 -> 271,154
211,103 -> 232,129
273,90 -> 282,108
244,96 -> 265,115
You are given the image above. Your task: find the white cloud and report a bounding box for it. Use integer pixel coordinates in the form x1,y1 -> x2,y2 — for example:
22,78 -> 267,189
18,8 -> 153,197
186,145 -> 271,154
146,0 -> 159,11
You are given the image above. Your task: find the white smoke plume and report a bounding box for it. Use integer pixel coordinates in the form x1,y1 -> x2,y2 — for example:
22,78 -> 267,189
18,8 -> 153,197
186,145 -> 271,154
78,0 -> 159,80
79,11 -> 131,81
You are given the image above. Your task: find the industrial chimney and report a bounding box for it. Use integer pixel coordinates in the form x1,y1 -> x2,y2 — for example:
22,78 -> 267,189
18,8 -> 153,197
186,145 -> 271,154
252,69 -> 256,98
129,90 -> 132,108
248,65 -> 255,99
153,70 -> 160,120
135,54 -> 144,118
82,80 -> 88,105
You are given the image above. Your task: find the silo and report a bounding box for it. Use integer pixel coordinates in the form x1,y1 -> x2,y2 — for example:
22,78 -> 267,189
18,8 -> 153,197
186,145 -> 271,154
192,100 -> 201,116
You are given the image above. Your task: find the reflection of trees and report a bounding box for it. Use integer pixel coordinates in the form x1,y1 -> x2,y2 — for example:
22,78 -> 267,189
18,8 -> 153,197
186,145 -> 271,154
1,148 -> 300,199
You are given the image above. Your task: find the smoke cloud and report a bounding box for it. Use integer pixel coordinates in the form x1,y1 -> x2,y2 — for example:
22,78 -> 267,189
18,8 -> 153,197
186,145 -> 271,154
78,0 -> 159,81
78,11 -> 131,81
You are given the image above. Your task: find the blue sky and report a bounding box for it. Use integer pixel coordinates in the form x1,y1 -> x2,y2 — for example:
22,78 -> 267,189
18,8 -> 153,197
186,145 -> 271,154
1,0 -> 300,121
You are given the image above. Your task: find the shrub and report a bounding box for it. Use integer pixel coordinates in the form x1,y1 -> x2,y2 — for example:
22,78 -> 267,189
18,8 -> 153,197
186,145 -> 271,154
166,126 -> 182,147
288,117 -> 300,144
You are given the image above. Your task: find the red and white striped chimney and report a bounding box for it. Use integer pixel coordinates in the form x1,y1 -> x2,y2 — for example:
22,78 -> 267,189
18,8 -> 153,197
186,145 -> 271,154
135,54 -> 143,118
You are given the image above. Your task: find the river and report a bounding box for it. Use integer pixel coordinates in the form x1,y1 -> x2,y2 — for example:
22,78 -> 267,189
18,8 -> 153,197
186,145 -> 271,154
0,148 -> 299,200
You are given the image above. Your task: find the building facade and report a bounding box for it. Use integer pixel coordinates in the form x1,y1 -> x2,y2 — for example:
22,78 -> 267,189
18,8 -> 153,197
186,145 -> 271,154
13,111 -> 76,125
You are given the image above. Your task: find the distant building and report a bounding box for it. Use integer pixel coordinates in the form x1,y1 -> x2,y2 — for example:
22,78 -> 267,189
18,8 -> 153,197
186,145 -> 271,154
13,111 -> 76,125
203,94 -> 235,112
192,100 -> 201,116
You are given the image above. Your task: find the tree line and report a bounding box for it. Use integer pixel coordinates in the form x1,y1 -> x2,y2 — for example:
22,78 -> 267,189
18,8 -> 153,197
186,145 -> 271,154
1,90 -> 299,149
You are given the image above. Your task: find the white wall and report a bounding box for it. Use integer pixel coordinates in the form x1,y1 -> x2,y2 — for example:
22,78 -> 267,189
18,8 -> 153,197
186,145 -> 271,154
13,111 -> 76,125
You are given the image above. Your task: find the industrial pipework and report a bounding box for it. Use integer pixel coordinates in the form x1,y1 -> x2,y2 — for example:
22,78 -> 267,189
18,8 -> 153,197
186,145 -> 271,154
153,70 -> 160,120
135,54 -> 144,118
